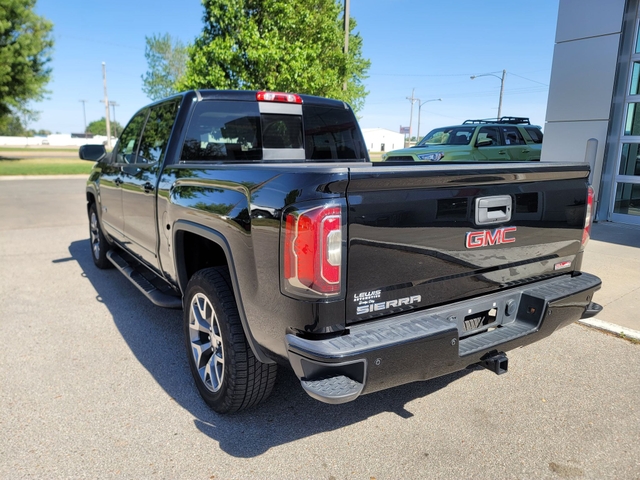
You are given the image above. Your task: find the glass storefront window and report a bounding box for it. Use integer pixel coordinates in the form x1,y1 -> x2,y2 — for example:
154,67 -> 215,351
619,143 -> 640,176
614,182 -> 640,216
631,62 -> 640,95
624,103 -> 640,135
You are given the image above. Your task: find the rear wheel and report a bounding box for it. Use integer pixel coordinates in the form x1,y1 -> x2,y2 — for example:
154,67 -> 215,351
184,267 -> 277,413
88,203 -> 112,269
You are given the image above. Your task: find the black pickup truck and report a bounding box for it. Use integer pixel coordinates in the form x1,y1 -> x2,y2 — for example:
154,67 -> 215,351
81,90 -> 602,413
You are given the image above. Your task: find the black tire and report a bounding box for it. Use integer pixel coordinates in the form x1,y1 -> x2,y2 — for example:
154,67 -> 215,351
88,203 -> 112,269
183,267 -> 277,413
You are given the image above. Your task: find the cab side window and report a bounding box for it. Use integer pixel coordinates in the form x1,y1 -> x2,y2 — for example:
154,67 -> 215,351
303,105 -> 365,160
136,101 -> 180,165
115,110 -> 148,164
501,126 -> 526,145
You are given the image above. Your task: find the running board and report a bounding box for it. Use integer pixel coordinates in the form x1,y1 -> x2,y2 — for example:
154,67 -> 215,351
106,250 -> 182,309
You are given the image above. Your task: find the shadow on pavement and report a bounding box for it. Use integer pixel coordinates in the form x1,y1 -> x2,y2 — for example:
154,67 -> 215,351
65,238 -> 474,457
591,221 -> 640,248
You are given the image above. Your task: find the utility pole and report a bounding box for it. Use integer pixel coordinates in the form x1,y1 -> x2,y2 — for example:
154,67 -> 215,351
343,0 -> 350,91
109,101 -> 119,138
406,88 -> 417,146
497,69 -> 506,119
102,62 -> 112,149
79,100 -> 87,134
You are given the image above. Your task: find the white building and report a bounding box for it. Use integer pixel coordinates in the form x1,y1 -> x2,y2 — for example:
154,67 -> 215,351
361,128 -> 405,152
542,0 -> 640,225
0,134 -> 115,147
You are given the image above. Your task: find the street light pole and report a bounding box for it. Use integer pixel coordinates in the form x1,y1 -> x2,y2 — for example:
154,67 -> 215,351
417,98 -> 442,142
470,69 -> 506,119
79,100 -> 87,134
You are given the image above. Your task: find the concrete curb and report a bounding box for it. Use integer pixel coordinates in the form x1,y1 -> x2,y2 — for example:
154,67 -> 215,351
579,318 -> 640,341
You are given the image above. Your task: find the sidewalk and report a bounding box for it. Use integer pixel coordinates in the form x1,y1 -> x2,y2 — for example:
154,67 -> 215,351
581,221 -> 640,339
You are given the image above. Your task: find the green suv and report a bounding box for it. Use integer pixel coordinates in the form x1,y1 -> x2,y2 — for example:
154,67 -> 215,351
383,117 -> 543,162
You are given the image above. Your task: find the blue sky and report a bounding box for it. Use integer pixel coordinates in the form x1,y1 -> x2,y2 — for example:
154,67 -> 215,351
32,0 -> 559,136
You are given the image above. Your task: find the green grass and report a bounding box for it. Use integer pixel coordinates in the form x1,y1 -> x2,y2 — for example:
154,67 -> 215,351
0,146 -> 78,153
0,158 -> 93,175
369,152 -> 384,162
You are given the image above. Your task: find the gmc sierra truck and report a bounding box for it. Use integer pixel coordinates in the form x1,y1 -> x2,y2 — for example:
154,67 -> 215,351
81,90 -> 602,413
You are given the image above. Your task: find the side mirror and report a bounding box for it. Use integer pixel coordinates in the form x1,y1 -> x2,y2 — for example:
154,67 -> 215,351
476,138 -> 493,147
79,144 -> 107,161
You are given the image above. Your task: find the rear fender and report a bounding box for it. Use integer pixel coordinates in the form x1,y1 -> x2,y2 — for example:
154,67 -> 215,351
173,220 -> 274,364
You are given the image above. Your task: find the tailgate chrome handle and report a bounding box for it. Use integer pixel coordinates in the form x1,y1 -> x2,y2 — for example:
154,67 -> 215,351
475,195 -> 512,225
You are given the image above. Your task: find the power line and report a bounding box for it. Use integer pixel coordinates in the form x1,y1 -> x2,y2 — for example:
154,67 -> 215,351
508,72 -> 549,86
370,72 -> 474,78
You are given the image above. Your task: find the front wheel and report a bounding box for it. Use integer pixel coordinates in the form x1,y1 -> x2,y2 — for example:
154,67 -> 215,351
184,267 -> 277,413
88,203 -> 112,269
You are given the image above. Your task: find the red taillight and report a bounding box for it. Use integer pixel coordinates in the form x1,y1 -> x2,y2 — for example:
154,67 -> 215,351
256,91 -> 303,104
283,205 -> 342,297
582,186 -> 595,247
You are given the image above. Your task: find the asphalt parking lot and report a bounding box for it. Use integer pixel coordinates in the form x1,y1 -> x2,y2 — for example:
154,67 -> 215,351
1,177 -> 639,479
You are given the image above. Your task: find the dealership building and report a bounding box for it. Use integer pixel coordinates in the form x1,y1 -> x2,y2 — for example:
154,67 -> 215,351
361,128 -> 405,153
543,0 -> 640,225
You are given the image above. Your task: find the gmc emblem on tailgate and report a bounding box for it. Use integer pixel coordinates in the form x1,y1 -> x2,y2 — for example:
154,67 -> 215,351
466,226 -> 517,249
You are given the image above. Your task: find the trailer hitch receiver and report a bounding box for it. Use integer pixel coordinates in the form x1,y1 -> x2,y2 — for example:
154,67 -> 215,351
479,351 -> 508,375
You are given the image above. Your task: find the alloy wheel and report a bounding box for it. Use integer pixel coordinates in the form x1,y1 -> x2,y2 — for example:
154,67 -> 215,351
188,293 -> 225,392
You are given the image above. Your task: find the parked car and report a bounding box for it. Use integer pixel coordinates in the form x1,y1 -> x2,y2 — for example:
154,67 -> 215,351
79,93 -> 600,413
383,117 -> 543,162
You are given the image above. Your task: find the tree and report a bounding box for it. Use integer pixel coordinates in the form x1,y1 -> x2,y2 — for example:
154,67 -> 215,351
178,0 -> 370,113
141,33 -> 188,101
86,118 -> 123,137
0,0 -> 53,127
0,114 -> 26,136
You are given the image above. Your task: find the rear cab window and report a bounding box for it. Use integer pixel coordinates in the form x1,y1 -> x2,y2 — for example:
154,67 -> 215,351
181,101 -> 262,162
180,97 -> 366,163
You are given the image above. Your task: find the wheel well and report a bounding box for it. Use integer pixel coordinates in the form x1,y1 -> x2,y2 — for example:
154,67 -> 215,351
177,230 -> 228,287
86,192 -> 96,212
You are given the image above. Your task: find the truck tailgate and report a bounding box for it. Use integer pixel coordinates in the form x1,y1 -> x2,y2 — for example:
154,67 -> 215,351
345,163 -> 591,323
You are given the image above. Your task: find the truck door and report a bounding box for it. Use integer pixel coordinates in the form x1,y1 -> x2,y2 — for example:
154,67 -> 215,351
100,110 -> 148,242
473,126 -> 509,161
120,100 -> 180,269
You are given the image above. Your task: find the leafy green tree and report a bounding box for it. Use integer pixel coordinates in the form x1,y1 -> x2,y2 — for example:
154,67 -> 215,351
0,114 -> 26,136
0,0 -> 53,127
141,33 -> 188,101
178,0 -> 370,113
86,117 -> 123,137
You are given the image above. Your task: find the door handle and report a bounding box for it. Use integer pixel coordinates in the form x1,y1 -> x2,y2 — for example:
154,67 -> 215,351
498,150 -> 506,155
521,149 -> 531,153
143,182 -> 155,193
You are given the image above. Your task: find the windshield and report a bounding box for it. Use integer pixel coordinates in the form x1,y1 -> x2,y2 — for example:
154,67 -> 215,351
418,126 -> 475,146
